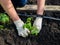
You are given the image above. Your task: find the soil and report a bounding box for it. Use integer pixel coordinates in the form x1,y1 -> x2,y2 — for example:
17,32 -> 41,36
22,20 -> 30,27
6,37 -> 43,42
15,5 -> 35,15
0,11 -> 60,45
0,0 -> 60,45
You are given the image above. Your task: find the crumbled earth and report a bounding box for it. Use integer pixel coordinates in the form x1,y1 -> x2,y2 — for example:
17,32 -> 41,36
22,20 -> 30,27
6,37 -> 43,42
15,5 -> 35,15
0,0 -> 60,45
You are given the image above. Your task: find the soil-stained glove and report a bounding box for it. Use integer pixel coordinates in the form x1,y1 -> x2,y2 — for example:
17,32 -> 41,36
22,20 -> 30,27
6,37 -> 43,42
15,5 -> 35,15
14,19 -> 30,37
33,17 -> 43,33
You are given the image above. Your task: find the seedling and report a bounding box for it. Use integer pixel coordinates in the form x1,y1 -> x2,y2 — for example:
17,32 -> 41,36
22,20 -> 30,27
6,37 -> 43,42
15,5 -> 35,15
0,13 -> 10,24
23,17 -> 32,30
23,17 -> 39,35
0,13 -> 10,29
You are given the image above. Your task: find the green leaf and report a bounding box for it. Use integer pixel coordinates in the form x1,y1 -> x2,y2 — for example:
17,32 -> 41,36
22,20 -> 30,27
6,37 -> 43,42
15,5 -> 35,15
27,17 -> 32,21
23,17 -> 32,30
1,18 -> 6,24
0,25 -> 4,29
0,13 -> 10,24
5,17 -> 10,23
31,26 -> 39,35
23,23 -> 27,28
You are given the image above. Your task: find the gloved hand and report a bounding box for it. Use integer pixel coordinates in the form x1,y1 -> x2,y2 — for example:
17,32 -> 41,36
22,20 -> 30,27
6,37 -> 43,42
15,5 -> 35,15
14,19 -> 30,37
33,17 -> 43,33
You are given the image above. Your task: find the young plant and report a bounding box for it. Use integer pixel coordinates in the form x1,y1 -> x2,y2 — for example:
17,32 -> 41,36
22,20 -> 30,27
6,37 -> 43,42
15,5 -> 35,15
0,13 -> 10,24
0,13 -> 10,29
23,17 -> 39,35
23,17 -> 32,30
30,26 -> 39,35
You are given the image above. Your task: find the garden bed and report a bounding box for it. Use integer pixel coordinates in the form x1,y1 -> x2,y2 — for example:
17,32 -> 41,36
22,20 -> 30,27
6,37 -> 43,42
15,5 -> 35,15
0,11 -> 60,45
0,0 -> 60,45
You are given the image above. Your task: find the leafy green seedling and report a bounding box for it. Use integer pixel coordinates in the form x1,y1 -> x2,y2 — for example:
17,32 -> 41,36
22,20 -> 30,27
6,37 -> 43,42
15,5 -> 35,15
31,26 -> 39,35
23,17 -> 39,36
23,17 -> 32,30
0,13 -> 10,24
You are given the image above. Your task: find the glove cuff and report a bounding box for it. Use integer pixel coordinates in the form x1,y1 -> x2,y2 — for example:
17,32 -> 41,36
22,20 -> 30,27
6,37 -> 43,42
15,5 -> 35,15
14,19 -> 24,27
36,14 -> 43,20
37,14 -> 43,18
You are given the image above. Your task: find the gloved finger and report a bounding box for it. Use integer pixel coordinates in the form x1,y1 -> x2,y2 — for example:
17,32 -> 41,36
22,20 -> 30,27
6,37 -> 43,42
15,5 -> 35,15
23,31 -> 28,37
27,30 -> 30,33
25,28 -> 30,33
19,33 -> 26,37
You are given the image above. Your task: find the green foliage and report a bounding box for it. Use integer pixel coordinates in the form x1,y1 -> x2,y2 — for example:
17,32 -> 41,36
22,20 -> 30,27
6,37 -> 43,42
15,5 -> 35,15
0,13 -> 10,24
0,25 -> 4,29
0,13 -> 10,29
23,17 -> 32,30
31,26 -> 39,35
23,17 -> 39,35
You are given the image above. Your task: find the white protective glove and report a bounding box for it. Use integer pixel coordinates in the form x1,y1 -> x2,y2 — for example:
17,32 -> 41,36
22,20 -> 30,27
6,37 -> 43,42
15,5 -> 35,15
33,17 -> 43,33
14,19 -> 30,37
